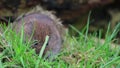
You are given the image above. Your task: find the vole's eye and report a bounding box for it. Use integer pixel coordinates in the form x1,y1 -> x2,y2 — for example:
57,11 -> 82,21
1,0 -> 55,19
33,40 -> 39,46
34,42 -> 38,45
46,43 -> 49,46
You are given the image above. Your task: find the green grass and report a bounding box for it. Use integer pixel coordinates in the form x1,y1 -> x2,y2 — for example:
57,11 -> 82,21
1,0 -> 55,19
0,23 -> 120,68
0,20 -> 120,67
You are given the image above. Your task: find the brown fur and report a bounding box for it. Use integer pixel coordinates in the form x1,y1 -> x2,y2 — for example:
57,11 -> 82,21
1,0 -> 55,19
13,6 -> 66,58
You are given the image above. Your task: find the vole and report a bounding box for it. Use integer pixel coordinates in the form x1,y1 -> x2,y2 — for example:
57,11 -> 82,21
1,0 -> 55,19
13,6 -> 66,59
